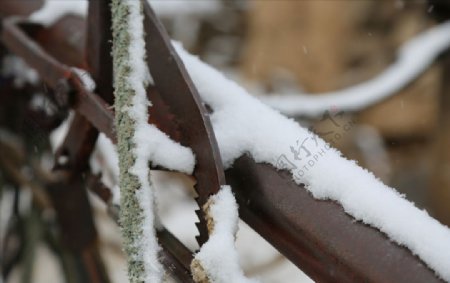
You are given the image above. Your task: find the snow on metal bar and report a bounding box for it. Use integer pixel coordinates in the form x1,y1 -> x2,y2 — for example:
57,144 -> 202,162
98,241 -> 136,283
191,186 -> 259,283
175,42 -> 450,282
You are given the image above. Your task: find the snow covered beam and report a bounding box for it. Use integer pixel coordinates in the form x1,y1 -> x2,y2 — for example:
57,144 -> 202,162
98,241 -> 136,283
226,155 -> 443,283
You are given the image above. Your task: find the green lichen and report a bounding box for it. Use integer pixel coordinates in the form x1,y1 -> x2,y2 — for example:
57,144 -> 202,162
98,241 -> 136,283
111,0 -> 147,281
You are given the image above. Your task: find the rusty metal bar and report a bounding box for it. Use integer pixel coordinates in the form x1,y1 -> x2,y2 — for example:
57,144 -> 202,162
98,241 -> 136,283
226,156 -> 443,283
0,5 -> 445,283
46,173 -> 110,283
2,19 -> 69,87
1,18 -> 116,142
157,229 -> 195,283
0,0 -> 43,17
1,14 -> 195,282
143,1 -> 226,246
71,72 -> 116,143
85,174 -> 194,283
86,0 -> 114,105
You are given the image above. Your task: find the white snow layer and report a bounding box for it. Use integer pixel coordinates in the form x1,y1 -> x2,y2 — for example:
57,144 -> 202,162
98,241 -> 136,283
174,42 -> 450,281
260,21 -> 450,117
193,186 -> 258,283
120,1 -> 191,281
123,1 -> 163,281
29,0 -> 219,26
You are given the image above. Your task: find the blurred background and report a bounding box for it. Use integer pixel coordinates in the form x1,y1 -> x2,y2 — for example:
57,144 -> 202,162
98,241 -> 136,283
172,0 -> 450,223
1,0 -> 450,282
163,0 -> 450,235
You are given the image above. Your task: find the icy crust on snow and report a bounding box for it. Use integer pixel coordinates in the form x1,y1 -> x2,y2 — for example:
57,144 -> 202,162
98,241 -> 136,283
174,43 -> 450,281
193,186 -> 258,283
261,21 -> 450,117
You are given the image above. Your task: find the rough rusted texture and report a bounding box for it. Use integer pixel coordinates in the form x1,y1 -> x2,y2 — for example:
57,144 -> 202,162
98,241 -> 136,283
143,2 -> 226,246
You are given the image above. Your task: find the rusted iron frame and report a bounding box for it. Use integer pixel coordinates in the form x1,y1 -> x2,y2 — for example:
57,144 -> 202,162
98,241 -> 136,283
0,126 -> 193,283
0,0 -> 43,18
0,131 -> 52,209
143,1 -> 226,246
1,17 -> 113,283
46,174 -> 110,283
141,3 -> 443,281
0,130 -> 110,283
227,156 -> 443,283
1,16 -> 195,282
85,0 -> 114,106
0,8 -> 445,283
85,174 -> 195,283
85,2 -> 196,281
1,18 -> 116,142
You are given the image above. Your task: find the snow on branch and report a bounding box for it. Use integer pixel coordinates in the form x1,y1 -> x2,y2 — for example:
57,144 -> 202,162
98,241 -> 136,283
260,21 -> 450,117
175,42 -> 450,282
112,1 -> 162,281
111,1 -> 194,282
